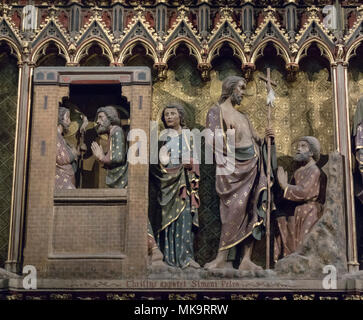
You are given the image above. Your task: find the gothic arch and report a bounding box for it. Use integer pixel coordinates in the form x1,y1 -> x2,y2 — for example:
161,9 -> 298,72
250,38 -> 291,65
345,36 -> 363,65
162,37 -> 202,65
75,38 -> 114,65
295,38 -> 334,65
119,38 -> 157,65
0,37 -> 21,62
208,38 -> 247,65
30,38 -> 70,65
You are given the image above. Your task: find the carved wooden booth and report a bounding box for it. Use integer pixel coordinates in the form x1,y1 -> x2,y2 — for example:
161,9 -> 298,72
22,67 -> 151,279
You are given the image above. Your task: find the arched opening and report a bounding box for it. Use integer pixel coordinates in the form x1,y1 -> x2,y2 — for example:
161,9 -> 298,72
210,42 -> 243,81
255,43 -> 287,80
296,41 -> 333,157
79,42 -> 111,66
61,83 -> 130,189
0,41 -> 19,267
35,41 -> 67,67
166,43 -> 202,101
299,43 -> 331,82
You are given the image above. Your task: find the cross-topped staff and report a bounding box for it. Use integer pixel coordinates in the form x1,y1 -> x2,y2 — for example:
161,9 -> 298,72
259,68 -> 276,270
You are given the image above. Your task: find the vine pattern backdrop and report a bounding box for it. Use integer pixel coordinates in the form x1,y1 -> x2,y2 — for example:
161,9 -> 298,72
0,51 -> 18,266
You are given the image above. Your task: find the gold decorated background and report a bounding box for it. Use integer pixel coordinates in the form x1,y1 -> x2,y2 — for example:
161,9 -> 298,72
150,56 -> 335,265
152,61 -> 335,158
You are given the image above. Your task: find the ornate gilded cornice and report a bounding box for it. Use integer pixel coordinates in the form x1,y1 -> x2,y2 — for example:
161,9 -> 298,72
121,4 -> 157,42
0,15 -> 23,63
0,2 -> 361,77
34,5 -> 71,44
164,5 -> 201,44
344,5 -> 363,45
208,6 -> 243,45
251,5 -> 289,47
76,5 -> 115,45
0,3 -> 12,17
295,5 -> 335,45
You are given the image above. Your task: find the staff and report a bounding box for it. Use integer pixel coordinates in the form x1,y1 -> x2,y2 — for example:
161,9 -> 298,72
259,68 -> 276,269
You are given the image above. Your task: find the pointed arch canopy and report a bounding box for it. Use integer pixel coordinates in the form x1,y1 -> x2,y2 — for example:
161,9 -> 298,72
250,38 -> 291,65
208,38 -> 247,66
75,38 -> 114,65
295,38 -> 334,65
0,37 -> 21,62
162,37 -> 202,65
119,38 -> 158,65
345,36 -> 363,65
30,38 -> 70,65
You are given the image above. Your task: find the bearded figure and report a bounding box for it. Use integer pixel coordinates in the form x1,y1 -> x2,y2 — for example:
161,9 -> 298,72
205,75 -> 275,271
92,105 -> 166,267
274,136 -> 323,261
91,106 -> 128,188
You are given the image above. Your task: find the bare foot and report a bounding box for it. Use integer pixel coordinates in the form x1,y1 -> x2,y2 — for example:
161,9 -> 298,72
150,248 -> 168,267
183,259 -> 201,269
238,259 -> 263,271
204,251 -> 233,270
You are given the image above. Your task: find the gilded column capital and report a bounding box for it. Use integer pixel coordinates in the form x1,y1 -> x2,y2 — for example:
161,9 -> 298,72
242,63 -> 255,82
198,62 -> 211,82
154,62 -> 167,81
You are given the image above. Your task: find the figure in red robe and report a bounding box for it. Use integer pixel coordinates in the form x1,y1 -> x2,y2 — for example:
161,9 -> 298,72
274,136 -> 323,261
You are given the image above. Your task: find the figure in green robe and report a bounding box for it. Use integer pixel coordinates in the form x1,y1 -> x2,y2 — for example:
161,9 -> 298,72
91,106 -> 128,188
92,105 -> 166,267
150,104 -> 200,269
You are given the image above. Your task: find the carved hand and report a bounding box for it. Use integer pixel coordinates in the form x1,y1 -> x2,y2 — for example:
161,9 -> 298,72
91,141 -> 104,161
80,115 -> 89,134
277,166 -> 288,190
265,128 -> 275,141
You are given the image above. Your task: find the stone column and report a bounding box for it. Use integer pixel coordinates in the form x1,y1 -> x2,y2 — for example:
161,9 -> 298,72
122,83 -> 150,278
5,61 -> 35,274
331,61 -> 360,272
